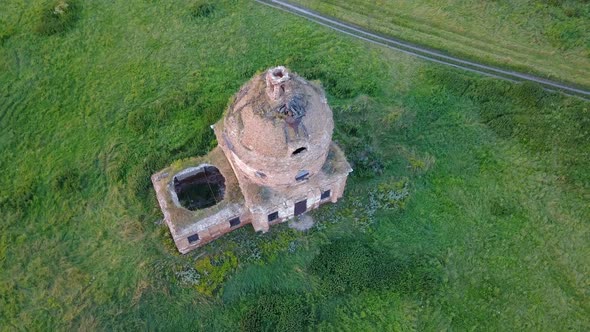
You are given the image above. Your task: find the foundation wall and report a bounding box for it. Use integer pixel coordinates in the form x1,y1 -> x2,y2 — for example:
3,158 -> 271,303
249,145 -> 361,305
171,206 -> 249,254
246,176 -> 347,234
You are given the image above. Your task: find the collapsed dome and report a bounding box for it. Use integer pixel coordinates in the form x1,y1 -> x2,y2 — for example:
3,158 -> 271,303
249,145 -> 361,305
221,66 -> 334,186
172,165 -> 225,211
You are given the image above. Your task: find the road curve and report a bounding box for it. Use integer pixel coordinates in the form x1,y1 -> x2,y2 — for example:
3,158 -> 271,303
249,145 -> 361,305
255,0 -> 590,100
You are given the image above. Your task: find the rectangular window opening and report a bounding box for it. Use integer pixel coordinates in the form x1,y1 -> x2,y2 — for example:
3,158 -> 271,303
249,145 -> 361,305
268,211 -> 279,222
321,190 -> 331,200
229,217 -> 240,227
188,233 -> 199,243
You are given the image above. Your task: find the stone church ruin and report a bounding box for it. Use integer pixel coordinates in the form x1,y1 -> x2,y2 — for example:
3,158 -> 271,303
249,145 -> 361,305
152,66 -> 352,254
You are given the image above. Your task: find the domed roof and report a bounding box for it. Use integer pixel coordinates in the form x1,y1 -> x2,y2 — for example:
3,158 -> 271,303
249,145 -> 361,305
220,66 -> 334,187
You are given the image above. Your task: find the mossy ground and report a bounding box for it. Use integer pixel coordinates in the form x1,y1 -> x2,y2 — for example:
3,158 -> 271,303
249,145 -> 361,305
0,0 -> 589,330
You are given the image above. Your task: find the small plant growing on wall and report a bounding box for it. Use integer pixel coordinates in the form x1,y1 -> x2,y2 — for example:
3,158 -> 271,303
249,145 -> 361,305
35,0 -> 79,36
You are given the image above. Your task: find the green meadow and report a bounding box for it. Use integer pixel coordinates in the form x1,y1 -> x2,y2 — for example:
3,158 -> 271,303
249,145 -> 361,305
1,0 -> 589,330
292,0 -> 590,88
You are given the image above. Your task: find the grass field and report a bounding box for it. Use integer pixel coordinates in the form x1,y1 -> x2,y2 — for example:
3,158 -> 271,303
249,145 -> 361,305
1,0 -> 589,330
291,0 -> 590,88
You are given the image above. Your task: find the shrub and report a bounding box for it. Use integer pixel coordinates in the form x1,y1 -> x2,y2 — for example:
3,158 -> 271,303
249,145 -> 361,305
190,2 -> 217,19
35,1 -> 79,36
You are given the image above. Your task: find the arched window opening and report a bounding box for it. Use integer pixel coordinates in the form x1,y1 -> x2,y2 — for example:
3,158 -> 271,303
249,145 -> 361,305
292,147 -> 307,156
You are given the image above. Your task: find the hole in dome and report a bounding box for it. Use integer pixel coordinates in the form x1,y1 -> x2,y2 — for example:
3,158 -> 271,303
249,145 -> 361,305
173,166 -> 225,211
273,69 -> 284,78
292,147 -> 307,156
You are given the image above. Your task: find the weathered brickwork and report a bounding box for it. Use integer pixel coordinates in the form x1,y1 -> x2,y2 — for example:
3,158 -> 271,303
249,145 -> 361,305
152,67 -> 352,254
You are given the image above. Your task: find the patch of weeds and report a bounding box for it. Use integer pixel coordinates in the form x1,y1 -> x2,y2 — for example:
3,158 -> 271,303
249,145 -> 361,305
546,19 -> 585,50
158,226 -> 179,254
373,177 -> 410,210
190,2 -> 217,20
35,0 -> 79,36
248,247 -> 262,262
490,198 -> 520,218
397,146 -> 435,174
465,78 -> 511,103
199,224 -> 263,264
126,151 -> 168,202
424,67 -> 473,97
237,237 -> 262,263
258,227 -> 298,261
309,239 -> 374,294
0,23 -> 15,46
475,146 -> 501,172
4,176 -> 37,212
287,240 -> 299,253
508,82 -> 546,108
98,141 -> 130,184
239,292 -> 316,332
334,97 -> 385,178
478,101 -> 517,139
51,167 -> 83,193
126,108 -> 154,133
383,106 -> 405,125
175,266 -> 201,286
349,197 -> 378,231
321,148 -> 337,175
349,144 -> 384,178
194,251 -> 238,296
315,178 -> 411,232
408,156 -> 427,172
303,67 -> 354,99
309,238 -> 442,295
561,3 -> 582,18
